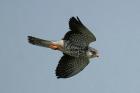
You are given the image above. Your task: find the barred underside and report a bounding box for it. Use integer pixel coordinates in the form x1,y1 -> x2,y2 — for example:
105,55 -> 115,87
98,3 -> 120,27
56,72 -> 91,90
63,40 -> 88,57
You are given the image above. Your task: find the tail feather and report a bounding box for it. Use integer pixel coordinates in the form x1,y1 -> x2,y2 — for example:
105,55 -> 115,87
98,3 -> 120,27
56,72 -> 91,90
28,36 -> 52,48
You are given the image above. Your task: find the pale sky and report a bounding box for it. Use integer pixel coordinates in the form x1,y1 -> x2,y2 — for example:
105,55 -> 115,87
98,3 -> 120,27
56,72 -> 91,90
1,0 -> 140,93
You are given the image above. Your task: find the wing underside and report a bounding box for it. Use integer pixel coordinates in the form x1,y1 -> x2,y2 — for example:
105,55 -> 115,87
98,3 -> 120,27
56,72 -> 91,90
56,54 -> 89,78
63,17 -> 96,45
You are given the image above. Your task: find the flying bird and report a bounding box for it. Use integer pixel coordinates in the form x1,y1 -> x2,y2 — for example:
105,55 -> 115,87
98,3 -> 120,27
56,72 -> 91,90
28,17 -> 99,78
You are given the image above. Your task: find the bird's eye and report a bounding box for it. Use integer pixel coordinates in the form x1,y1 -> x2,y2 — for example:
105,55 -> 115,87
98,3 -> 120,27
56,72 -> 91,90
92,51 -> 96,54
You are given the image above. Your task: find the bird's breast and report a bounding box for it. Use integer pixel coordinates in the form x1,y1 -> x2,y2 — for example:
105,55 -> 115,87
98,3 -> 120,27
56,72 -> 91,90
62,41 -> 87,57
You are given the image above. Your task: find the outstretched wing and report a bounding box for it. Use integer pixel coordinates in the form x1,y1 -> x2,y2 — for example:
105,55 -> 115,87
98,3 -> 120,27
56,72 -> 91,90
56,54 -> 89,78
63,17 -> 96,45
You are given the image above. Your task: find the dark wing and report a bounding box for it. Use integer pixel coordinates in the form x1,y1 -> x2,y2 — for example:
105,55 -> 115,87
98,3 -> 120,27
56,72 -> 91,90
56,54 -> 89,78
63,17 -> 96,45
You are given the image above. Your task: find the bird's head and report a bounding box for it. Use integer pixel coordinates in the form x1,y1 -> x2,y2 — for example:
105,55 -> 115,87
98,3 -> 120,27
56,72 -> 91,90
87,47 -> 99,58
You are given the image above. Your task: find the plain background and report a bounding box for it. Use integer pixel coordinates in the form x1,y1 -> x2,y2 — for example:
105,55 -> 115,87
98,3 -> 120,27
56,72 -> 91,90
1,0 -> 140,93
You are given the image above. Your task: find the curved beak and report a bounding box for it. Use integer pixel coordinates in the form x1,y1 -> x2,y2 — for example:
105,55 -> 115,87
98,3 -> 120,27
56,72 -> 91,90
95,51 -> 99,58
96,54 -> 99,57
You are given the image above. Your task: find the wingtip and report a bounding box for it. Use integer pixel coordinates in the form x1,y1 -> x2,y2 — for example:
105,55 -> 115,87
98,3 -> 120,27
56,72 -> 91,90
69,16 -> 79,20
76,16 -> 79,20
69,16 -> 81,24
69,16 -> 76,21
56,76 -> 61,79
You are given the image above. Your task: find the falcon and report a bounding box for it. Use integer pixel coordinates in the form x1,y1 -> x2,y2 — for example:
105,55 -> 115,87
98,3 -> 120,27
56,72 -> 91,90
28,17 -> 99,78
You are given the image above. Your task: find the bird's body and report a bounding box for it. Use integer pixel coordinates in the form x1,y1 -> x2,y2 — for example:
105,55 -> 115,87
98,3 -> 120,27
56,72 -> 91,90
28,17 -> 99,78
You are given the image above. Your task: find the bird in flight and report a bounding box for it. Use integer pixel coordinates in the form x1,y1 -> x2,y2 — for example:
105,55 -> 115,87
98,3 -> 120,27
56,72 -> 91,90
28,17 -> 99,78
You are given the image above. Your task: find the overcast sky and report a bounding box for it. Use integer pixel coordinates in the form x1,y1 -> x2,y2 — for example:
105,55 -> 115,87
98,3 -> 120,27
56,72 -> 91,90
1,0 -> 140,93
